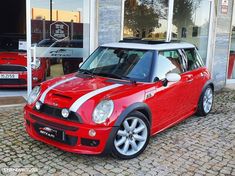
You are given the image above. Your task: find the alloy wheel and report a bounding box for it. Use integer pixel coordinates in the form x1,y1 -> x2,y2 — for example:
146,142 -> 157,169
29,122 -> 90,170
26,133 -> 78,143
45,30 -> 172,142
114,116 -> 148,156
203,87 -> 213,114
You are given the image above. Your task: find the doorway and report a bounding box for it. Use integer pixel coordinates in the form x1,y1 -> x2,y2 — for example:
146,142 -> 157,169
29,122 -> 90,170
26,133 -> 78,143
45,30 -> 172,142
26,0 -> 97,94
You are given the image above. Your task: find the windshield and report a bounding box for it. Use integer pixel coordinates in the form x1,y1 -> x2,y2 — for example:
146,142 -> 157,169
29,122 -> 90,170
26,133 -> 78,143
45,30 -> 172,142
80,47 -> 154,82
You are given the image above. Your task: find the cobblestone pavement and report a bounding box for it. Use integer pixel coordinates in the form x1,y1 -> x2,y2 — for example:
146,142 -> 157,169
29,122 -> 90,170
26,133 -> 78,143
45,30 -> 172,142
0,90 -> 234,176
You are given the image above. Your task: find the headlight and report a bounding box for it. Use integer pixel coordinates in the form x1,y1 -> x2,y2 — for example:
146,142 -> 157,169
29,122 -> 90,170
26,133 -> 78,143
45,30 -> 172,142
27,86 -> 41,104
92,100 -> 114,124
31,57 -> 41,69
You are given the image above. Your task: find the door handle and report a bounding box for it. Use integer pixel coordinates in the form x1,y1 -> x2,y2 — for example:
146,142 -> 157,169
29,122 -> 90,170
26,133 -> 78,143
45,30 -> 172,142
186,79 -> 193,83
200,72 -> 206,78
186,75 -> 194,83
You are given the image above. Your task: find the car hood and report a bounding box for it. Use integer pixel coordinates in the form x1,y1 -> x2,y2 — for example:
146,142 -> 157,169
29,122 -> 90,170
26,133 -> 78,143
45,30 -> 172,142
0,52 -> 27,66
40,74 -> 131,111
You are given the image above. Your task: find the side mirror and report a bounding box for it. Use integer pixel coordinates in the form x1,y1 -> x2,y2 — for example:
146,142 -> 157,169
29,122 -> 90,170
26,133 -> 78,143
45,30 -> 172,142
166,73 -> 181,82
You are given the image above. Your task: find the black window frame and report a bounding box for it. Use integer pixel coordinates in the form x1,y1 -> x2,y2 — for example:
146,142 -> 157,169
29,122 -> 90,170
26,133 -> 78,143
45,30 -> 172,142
182,47 -> 205,71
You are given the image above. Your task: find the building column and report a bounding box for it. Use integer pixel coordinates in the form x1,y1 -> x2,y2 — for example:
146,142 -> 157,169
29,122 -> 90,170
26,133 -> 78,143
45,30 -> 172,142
213,0 -> 234,90
98,0 -> 123,45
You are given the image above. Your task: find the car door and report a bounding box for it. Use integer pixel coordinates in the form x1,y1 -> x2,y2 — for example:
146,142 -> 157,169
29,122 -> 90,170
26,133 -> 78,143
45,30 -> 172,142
182,48 -> 208,108
175,49 -> 197,114
148,50 -> 191,133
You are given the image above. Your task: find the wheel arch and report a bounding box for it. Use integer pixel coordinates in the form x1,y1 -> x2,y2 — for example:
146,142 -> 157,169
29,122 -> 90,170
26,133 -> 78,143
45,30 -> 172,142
202,80 -> 214,93
114,102 -> 152,127
196,80 -> 214,116
210,83 -> 214,91
197,80 -> 214,105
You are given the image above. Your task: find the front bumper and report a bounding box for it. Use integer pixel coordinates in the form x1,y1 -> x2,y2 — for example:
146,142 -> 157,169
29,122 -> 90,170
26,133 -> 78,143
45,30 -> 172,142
24,105 -> 116,155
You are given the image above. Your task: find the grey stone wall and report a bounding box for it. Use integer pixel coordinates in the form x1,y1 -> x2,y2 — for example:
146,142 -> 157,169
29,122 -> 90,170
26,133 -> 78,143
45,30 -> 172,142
98,0 -> 123,45
213,0 -> 234,90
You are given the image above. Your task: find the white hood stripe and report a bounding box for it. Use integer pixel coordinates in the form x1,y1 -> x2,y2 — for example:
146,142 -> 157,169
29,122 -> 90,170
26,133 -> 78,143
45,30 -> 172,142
70,84 -> 122,112
39,77 -> 77,103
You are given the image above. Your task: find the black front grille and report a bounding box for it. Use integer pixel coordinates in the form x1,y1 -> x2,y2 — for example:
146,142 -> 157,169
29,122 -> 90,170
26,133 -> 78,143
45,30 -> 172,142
30,114 -> 78,131
35,104 -> 83,123
0,79 -> 26,85
0,65 -> 27,71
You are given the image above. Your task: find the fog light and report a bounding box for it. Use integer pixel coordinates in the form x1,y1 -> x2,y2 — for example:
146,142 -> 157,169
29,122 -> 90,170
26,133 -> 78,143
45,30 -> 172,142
89,129 -> 96,137
61,109 -> 70,118
35,101 -> 42,110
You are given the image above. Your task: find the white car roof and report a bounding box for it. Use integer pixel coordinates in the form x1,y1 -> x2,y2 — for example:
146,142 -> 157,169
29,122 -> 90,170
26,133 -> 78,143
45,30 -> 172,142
101,42 -> 195,51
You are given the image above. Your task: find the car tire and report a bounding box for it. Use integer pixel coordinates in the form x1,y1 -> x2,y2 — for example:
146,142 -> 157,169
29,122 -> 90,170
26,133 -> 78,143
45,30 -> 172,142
112,111 -> 150,159
196,85 -> 214,116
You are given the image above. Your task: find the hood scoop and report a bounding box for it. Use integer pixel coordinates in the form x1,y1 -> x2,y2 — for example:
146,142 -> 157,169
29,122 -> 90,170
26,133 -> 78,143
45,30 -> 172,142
52,93 -> 73,100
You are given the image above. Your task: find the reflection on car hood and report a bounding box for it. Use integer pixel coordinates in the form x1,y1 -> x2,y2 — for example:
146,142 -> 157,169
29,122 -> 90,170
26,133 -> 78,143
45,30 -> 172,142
41,74 -> 126,110
0,52 -> 27,66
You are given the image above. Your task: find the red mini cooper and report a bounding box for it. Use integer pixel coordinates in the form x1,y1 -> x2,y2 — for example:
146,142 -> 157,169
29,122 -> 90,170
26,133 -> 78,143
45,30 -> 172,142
24,41 -> 214,159
0,35 -> 48,88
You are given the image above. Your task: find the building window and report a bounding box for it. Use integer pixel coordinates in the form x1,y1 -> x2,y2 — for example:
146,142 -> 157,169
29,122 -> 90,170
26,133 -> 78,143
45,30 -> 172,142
123,0 -> 169,40
123,0 -> 211,64
172,0 -> 211,63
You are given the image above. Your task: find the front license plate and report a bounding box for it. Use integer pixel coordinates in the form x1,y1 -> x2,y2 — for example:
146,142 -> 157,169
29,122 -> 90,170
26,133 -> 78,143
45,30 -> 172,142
0,74 -> 19,79
34,123 -> 65,141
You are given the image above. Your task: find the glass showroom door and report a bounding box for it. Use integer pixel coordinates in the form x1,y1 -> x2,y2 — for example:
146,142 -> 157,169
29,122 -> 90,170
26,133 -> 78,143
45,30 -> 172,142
27,0 -> 92,93
171,0 -> 213,64
227,2 -> 235,83
123,0 -> 214,66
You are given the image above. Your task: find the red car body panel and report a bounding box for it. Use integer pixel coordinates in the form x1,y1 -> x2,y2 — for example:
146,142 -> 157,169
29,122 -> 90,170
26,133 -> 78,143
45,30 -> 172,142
24,64 -> 211,154
0,51 -> 47,88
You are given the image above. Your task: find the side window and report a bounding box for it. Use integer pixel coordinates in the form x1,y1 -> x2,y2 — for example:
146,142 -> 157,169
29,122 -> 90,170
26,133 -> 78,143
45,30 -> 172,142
156,50 -> 184,80
184,48 -> 204,71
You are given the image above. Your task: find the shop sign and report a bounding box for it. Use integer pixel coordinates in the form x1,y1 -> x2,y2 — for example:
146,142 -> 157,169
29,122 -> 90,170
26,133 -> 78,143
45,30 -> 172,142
221,0 -> 229,14
50,21 -> 69,41
35,47 -> 83,58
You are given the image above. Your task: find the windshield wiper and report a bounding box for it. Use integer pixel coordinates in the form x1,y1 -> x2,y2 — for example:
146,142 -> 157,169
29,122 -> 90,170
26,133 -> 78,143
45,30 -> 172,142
121,76 -> 137,84
94,72 -> 122,79
94,72 -> 137,84
77,69 -> 94,77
